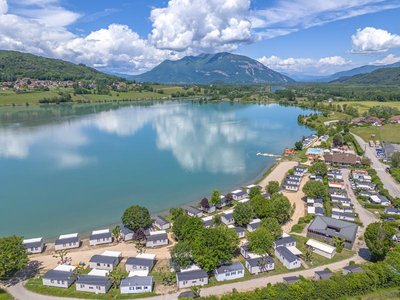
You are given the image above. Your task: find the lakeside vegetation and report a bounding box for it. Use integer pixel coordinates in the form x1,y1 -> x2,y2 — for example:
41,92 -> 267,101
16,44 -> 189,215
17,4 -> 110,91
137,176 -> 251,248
0,289 -> 12,300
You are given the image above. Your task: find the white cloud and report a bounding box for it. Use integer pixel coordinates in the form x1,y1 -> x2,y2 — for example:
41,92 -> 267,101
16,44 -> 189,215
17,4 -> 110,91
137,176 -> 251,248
258,55 -> 351,75
371,54 -> 400,65
351,27 -> 400,53
0,0 -> 8,14
149,0 -> 253,52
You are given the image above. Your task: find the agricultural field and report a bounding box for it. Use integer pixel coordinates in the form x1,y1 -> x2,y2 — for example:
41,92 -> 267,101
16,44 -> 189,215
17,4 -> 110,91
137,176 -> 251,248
351,124 -> 400,143
341,101 -> 400,114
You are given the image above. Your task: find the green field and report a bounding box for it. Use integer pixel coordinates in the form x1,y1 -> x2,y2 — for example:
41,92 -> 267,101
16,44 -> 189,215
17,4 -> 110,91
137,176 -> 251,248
0,289 -> 12,300
351,124 -> 400,143
340,101 -> 400,114
0,85 -> 193,106
347,287 -> 400,299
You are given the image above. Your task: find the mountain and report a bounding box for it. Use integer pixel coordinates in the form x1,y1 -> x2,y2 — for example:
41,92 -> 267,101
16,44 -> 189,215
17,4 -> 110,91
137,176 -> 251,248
325,61 -> 400,82
133,52 -> 294,84
0,50 -> 121,82
333,67 -> 400,85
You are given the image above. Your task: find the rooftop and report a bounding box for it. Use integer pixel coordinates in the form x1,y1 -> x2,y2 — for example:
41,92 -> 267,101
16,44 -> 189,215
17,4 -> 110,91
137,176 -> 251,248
176,269 -> 208,281
275,246 -> 299,263
308,216 -> 358,243
215,262 -> 244,274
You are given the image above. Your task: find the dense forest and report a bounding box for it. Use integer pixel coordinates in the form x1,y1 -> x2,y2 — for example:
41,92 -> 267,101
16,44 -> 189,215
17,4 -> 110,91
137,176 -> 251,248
334,67 -> 400,86
0,50 -> 122,82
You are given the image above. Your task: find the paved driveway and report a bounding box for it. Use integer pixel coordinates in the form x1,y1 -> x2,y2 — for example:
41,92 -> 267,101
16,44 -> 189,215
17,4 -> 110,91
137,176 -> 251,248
353,134 -> 400,198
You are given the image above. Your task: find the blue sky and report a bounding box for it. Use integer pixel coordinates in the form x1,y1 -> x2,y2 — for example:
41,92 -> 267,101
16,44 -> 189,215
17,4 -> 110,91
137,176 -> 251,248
1,0 -> 400,77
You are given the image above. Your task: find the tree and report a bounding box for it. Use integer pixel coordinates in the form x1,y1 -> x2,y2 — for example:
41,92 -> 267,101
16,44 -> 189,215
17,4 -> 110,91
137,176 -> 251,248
210,190 -> 221,207
170,207 -> 185,221
107,267 -> 126,288
200,197 -> 210,209
361,157 -> 371,166
52,249 -> 71,265
160,267 -> 176,286
266,181 -> 280,195
213,214 -> 222,226
386,245 -> 400,272
191,226 -> 239,272
334,237 -> 344,253
247,227 -> 274,255
249,187 -> 261,200
191,286 -> 202,298
303,180 -> 328,200
261,218 -> 282,240
333,133 -> 344,147
250,195 -> 269,219
365,222 -> 396,261
233,202 -> 254,227
112,225 -> 122,242
268,193 -> 293,224
391,152 -> 400,168
122,205 -> 152,231
309,161 -> 328,177
0,236 -> 28,279
295,141 -> 303,151
171,240 -> 193,269
304,246 -> 314,264
172,215 -> 204,241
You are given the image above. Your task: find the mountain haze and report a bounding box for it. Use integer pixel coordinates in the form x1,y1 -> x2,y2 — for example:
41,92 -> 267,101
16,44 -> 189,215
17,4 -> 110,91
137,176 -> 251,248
133,52 -> 294,84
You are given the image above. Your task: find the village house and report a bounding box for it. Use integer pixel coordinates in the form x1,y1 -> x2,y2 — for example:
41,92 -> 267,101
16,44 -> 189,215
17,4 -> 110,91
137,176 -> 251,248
121,225 -> 134,241
154,216 -> 170,230
214,262 -> 245,281
231,189 -> 248,201
185,206 -> 203,218
55,233 -> 80,251
294,166 -> 308,177
125,253 -> 156,276
283,276 -> 300,284
23,237 -> 44,254
247,218 -> 261,232
76,269 -> 112,294
307,216 -> 358,249
306,239 -> 337,259
43,265 -> 77,288
385,207 -> 400,215
202,216 -> 214,228
145,230 -> 169,248
370,194 -> 391,206
331,211 -> 356,222
176,266 -> 208,289
89,251 -> 122,271
314,270 -> 333,280
120,276 -> 153,294
221,210 -> 235,225
351,116 -> 384,126
328,180 -> 345,189
324,153 -> 360,166
228,225 -> 245,238
245,256 -> 275,275
89,229 -> 112,246
274,246 -> 301,269
343,265 -> 364,275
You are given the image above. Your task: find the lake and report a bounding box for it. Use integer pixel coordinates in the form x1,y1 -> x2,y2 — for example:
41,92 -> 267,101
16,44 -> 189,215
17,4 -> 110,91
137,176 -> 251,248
0,101 -> 314,238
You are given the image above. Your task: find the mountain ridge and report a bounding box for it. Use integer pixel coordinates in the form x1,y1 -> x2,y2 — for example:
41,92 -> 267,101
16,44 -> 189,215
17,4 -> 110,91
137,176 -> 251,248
133,52 -> 294,84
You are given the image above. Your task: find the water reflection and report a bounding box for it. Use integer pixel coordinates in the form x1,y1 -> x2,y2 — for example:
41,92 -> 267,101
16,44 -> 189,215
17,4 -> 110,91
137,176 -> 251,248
0,103 -> 252,173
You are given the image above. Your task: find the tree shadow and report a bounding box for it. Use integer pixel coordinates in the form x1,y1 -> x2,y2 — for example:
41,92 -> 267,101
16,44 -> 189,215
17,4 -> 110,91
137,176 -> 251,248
4,260 -> 43,287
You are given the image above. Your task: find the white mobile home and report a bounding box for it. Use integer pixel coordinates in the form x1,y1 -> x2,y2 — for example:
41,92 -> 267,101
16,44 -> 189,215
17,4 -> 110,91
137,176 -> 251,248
154,216 -> 170,230
247,219 -> 261,232
306,239 -> 336,259
245,256 -> 275,275
231,189 -> 248,201
89,229 -> 112,246
120,276 -> 153,294
76,269 -> 112,294
176,268 -> 208,289
121,225 -> 134,241
145,231 -> 168,248
23,237 -> 44,254
42,265 -> 76,288
89,251 -> 122,271
55,233 -> 80,251
274,247 -> 301,270
125,253 -> 156,276
214,262 -> 244,281
221,210 -> 235,225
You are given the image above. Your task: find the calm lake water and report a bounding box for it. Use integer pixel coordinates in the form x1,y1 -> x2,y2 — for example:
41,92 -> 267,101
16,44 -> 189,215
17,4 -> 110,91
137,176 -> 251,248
0,101 -> 314,238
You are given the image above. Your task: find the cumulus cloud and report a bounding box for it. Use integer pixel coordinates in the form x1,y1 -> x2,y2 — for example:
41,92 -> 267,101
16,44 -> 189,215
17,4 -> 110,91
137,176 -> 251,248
0,0 -> 8,14
258,55 -> 351,75
149,0 -> 252,52
351,27 -> 400,53
371,54 -> 400,65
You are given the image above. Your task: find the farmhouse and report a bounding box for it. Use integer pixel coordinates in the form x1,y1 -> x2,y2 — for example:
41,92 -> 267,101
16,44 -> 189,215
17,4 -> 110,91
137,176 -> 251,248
23,237 -> 44,254
120,276 -> 153,294
43,265 -> 77,288
306,239 -> 336,259
55,233 -> 80,251
76,269 -> 112,294
307,216 -> 358,249
214,262 -> 244,281
89,229 -> 112,246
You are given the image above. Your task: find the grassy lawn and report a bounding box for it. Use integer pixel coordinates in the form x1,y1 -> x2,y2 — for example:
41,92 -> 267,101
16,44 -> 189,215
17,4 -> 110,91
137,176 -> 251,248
292,235 -> 355,267
25,278 -> 157,299
351,124 -> 400,143
340,101 -> 400,114
0,289 -> 12,300
347,286 -> 400,299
